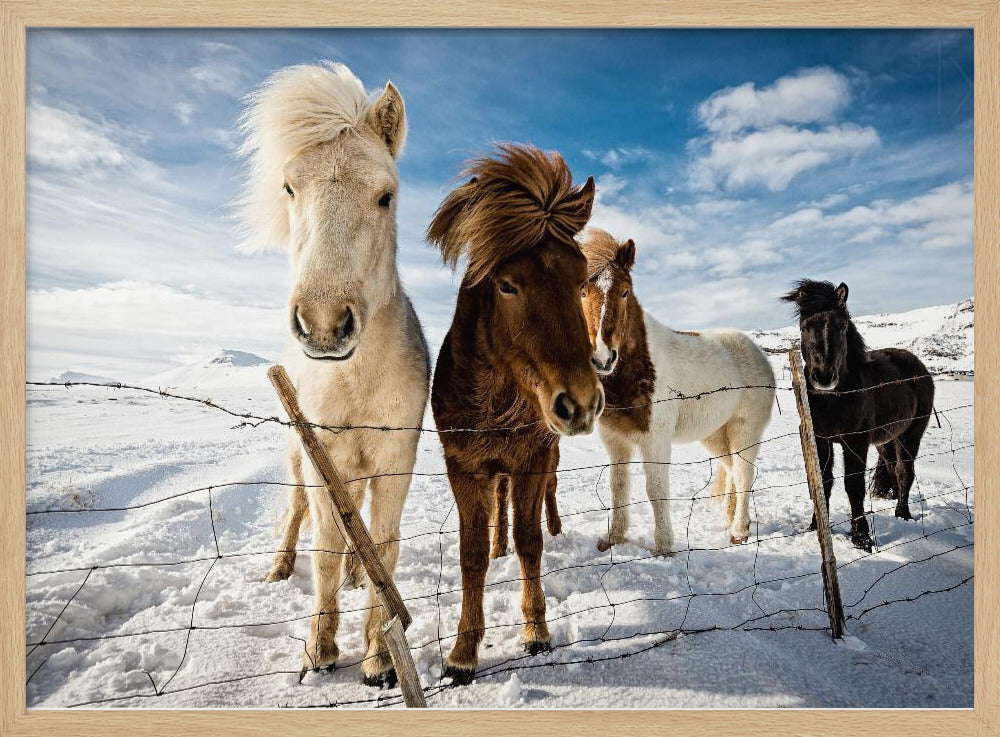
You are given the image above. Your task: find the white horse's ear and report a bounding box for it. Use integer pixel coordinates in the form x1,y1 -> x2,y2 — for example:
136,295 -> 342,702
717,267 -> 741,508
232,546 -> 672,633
368,81 -> 407,158
616,238 -> 636,271
835,282 -> 849,307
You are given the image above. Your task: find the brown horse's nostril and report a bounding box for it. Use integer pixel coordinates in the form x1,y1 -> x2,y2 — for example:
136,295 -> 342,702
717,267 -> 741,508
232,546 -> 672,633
553,392 -> 575,423
292,306 -> 309,338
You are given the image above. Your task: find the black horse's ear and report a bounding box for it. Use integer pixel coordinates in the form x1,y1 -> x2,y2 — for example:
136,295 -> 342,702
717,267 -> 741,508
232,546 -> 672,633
835,282 -> 849,308
616,238 -> 636,271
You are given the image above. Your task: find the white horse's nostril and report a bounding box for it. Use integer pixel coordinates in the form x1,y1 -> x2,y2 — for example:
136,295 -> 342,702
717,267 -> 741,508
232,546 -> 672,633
295,309 -> 311,337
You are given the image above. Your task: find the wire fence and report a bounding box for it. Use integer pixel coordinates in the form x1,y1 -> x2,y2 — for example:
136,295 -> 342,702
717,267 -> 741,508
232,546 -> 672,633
23,361 -> 975,708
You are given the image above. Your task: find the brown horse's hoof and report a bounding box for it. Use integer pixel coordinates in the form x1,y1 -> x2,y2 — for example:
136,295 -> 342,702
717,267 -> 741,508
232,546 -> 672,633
729,533 -> 749,545
490,543 -> 508,559
596,537 -> 612,552
362,667 -> 397,689
264,555 -> 295,582
298,662 -> 336,683
524,639 -> 552,656
443,664 -> 475,686
547,516 -> 562,536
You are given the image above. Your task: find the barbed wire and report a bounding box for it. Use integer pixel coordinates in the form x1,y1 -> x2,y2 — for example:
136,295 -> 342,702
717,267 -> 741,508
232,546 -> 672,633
23,371 -> 974,708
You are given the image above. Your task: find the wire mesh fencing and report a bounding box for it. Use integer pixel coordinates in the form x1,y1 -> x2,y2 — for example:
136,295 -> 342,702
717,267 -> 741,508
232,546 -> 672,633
23,358 -> 974,708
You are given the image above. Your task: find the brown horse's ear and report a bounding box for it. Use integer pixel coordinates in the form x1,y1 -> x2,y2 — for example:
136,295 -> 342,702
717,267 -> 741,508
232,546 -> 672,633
368,81 -> 407,158
835,282 -> 849,308
615,238 -> 636,271
426,177 -> 478,267
576,176 -> 596,223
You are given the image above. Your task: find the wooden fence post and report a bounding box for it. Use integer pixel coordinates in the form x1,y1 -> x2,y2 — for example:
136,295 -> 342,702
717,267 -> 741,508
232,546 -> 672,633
268,365 -> 426,707
788,349 -> 846,640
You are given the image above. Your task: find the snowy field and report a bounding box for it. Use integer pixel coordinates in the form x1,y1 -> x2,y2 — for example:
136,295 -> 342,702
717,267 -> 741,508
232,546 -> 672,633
25,356 -> 974,709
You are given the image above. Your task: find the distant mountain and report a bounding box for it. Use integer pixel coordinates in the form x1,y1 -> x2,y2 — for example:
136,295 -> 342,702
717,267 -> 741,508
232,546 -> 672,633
753,299 -> 974,374
148,349 -> 273,390
47,370 -> 117,384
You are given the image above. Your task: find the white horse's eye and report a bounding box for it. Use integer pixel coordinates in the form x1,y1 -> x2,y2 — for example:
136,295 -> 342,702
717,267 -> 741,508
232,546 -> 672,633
283,182 -> 294,197
378,191 -> 394,208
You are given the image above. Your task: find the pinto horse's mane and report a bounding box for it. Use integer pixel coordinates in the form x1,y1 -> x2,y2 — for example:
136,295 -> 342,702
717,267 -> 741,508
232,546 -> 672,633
427,144 -> 594,285
580,227 -> 622,279
782,278 -> 869,363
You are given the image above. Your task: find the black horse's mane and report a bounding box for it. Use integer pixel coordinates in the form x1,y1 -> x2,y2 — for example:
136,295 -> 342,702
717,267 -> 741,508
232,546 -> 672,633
782,279 -> 869,364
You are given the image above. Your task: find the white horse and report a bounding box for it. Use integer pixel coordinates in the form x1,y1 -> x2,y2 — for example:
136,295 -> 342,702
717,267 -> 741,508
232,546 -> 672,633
239,62 -> 429,685
580,228 -> 774,553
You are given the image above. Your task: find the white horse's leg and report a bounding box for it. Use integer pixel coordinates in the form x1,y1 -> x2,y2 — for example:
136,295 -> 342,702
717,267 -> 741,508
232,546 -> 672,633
266,445 -> 308,582
728,420 -> 761,544
359,470 -> 409,685
597,426 -> 633,552
301,468 -> 357,672
641,439 -> 674,555
700,427 -> 734,525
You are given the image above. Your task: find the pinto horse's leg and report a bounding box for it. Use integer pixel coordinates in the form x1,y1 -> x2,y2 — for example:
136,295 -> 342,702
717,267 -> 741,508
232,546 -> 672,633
512,471 -> 551,655
266,446 -> 308,582
841,439 -> 873,552
444,471 -> 491,685
491,476 -> 510,559
870,443 -> 898,500
544,444 -> 562,536
809,437 -> 835,532
597,426 -> 633,552
360,471 -> 409,687
641,439 -> 674,555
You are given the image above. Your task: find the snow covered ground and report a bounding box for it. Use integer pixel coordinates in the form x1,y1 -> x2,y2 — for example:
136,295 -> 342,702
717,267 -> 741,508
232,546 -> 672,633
25,344 -> 974,709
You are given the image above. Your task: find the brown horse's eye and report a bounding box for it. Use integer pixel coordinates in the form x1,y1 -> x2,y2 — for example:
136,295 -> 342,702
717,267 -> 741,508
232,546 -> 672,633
378,191 -> 394,208
283,182 -> 294,197
499,280 -> 518,296
622,290 -> 629,300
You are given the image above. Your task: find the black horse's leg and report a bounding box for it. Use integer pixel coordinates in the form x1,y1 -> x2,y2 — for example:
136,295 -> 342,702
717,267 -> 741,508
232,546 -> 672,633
842,438 -> 873,552
869,443 -> 898,499
894,416 -> 929,521
809,437 -> 835,531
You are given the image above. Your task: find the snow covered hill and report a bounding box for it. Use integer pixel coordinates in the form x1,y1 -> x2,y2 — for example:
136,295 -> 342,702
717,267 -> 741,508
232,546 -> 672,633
148,349 -> 272,391
47,370 -> 117,384
752,298 -> 974,374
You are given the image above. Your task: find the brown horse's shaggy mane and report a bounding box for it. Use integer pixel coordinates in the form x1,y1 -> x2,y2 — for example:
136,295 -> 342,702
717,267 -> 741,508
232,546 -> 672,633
580,227 -> 622,279
427,144 -> 595,285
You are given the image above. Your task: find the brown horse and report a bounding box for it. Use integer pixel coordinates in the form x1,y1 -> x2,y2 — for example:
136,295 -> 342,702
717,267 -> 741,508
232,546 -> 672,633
427,145 -> 603,684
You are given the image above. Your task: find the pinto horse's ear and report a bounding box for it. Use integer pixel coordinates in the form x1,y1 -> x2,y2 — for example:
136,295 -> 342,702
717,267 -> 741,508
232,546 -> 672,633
368,81 -> 407,158
835,282 -> 849,308
615,238 -> 636,271
427,177 -> 478,267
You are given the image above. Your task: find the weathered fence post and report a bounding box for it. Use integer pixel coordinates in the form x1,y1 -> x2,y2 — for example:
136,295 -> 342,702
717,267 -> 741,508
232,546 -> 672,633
788,349 -> 845,640
268,365 -> 427,707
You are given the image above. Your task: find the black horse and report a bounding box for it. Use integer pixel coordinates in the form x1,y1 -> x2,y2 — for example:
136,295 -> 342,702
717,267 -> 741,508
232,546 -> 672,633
782,280 -> 935,551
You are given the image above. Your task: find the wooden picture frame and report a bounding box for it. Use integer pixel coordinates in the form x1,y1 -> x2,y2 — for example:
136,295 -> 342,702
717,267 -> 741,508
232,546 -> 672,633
1,1 -> 995,734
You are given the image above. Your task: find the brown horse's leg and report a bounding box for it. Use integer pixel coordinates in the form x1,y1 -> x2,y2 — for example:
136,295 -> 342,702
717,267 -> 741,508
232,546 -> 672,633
445,472 -> 491,684
266,447 -> 308,582
544,444 -> 561,536
513,472 -> 551,654
491,476 -> 510,559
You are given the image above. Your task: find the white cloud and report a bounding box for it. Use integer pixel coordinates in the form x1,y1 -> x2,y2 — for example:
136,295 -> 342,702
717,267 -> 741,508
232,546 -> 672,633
583,146 -> 654,170
697,67 -> 851,134
690,123 -> 880,192
688,68 -> 881,193
27,102 -> 143,173
173,101 -> 195,126
28,281 -> 285,381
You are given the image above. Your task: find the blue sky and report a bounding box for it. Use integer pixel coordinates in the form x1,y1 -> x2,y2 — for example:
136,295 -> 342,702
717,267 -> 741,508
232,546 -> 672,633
26,29 -> 973,379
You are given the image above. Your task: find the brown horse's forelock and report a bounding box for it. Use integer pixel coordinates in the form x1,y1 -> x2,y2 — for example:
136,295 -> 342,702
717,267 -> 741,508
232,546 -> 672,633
429,144 -> 593,285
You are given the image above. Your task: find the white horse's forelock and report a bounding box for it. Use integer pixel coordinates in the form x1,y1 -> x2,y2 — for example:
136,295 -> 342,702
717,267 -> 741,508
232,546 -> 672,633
236,62 -> 378,252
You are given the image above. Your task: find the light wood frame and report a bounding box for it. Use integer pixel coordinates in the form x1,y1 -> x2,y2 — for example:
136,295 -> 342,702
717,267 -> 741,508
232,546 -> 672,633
1,2 -> 995,734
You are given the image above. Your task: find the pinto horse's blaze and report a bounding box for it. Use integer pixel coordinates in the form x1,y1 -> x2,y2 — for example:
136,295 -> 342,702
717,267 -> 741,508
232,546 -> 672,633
427,144 -> 601,682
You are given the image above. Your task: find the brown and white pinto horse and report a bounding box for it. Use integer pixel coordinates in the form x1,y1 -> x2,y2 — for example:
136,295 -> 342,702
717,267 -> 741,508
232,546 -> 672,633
427,145 -> 603,684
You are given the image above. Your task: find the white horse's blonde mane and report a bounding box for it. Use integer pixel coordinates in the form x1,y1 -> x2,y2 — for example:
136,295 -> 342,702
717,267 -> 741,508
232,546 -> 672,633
237,62 -> 398,251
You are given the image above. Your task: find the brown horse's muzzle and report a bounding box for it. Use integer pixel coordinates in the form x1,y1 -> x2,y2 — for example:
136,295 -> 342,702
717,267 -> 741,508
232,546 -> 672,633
545,379 -> 604,436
